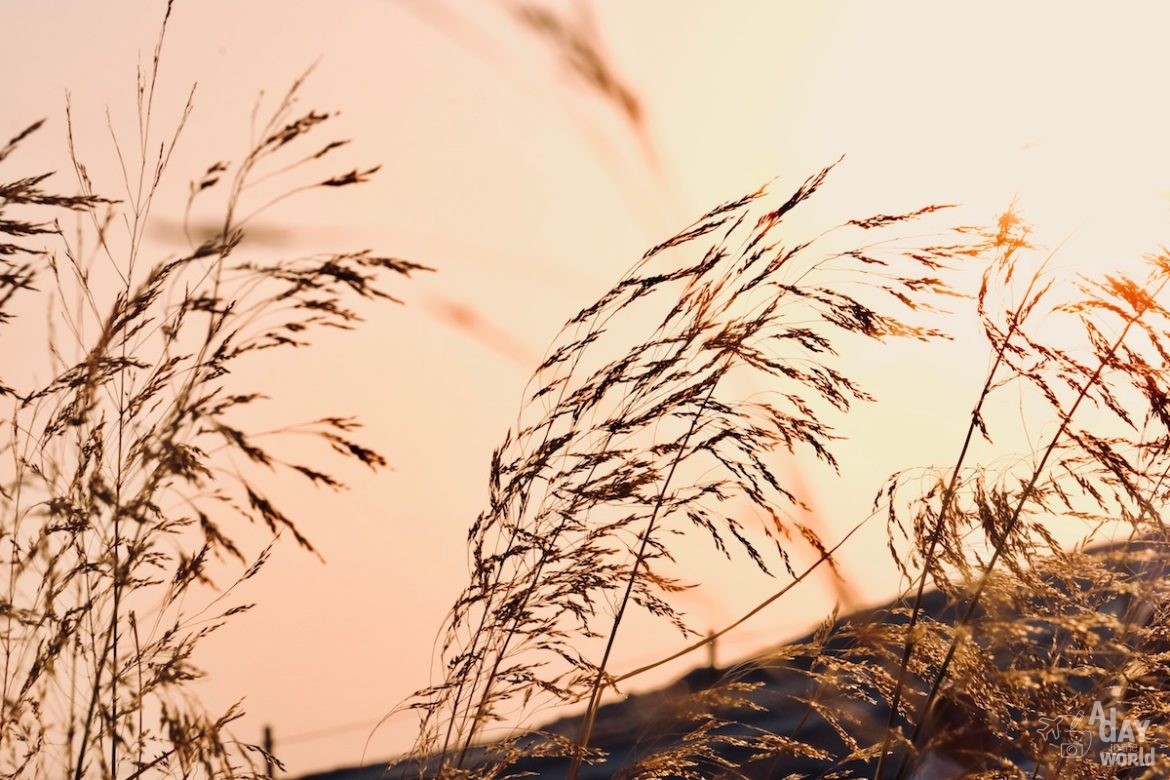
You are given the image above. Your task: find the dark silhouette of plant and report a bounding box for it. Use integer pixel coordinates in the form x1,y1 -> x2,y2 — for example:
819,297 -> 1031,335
406,162 -> 978,777
0,5 -> 425,778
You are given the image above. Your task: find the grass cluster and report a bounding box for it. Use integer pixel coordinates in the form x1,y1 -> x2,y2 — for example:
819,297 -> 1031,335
405,164 -> 1170,778
0,5 -> 423,778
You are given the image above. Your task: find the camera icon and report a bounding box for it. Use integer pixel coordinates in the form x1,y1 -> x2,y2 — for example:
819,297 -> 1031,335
1060,728 -> 1092,759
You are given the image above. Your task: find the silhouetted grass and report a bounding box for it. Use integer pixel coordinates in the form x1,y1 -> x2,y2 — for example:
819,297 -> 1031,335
0,5 -> 425,778
406,166 -> 1170,778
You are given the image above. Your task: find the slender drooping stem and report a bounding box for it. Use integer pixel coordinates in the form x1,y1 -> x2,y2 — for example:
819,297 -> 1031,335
891,273 -> 1166,780
568,375 -> 721,780
874,245 -> 1054,778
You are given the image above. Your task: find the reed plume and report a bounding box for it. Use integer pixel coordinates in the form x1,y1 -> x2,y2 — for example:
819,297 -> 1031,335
408,162 -> 975,777
0,5 -> 424,777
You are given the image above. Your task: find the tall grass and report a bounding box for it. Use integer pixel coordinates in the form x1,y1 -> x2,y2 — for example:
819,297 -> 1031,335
0,5 -> 424,778
407,163 -> 976,775
408,160 -> 1170,777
